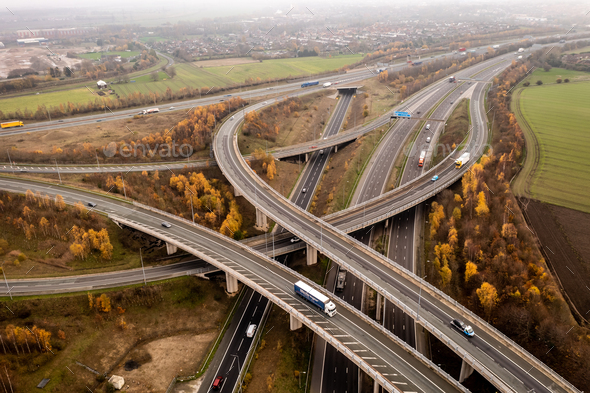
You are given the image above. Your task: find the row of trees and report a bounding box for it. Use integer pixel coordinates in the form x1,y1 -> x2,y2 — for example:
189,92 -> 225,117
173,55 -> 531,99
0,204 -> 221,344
86,168 -> 246,239
4,98 -> 245,166
2,325 -> 54,355
69,224 -> 113,261
426,58 -> 590,388
251,149 -> 278,181
1,189 -> 116,263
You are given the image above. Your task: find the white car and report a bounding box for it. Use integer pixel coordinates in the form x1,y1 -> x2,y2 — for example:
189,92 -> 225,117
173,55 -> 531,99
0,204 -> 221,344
291,237 -> 300,243
162,222 -> 172,228
246,324 -> 257,338
302,188 -> 307,193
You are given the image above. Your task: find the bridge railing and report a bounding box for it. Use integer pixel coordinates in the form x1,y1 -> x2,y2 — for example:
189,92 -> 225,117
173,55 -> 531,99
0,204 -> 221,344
111,212 -> 474,393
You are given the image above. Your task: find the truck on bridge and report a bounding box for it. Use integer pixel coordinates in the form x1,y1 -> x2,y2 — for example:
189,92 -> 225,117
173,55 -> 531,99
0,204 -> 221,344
455,152 -> 470,168
295,281 -> 337,317
301,81 -> 319,88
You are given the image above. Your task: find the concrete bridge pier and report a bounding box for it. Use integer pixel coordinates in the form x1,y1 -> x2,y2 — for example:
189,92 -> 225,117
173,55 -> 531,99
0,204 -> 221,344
305,153 -> 309,162
334,145 -> 338,153
376,293 -> 384,322
290,314 -> 303,330
226,272 -> 239,293
165,242 -> 178,255
255,208 -> 268,231
459,359 -> 474,382
306,244 -> 318,265
373,379 -> 380,393
234,186 -> 242,197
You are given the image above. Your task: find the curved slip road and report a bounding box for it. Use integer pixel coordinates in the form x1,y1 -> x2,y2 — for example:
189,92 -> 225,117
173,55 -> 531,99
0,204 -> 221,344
213,70 -> 579,393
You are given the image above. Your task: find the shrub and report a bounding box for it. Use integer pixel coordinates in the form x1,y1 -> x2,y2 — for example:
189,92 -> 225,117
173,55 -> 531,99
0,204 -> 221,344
523,81 -> 530,87
536,80 -> 543,85
564,78 -> 570,83
556,78 -> 562,83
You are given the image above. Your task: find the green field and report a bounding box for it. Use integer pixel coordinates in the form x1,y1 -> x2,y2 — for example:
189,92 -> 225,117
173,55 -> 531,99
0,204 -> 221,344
78,50 -> 140,60
525,67 -> 590,84
0,55 -> 362,115
203,54 -> 362,84
563,45 -> 590,54
513,70 -> 590,212
139,36 -> 168,43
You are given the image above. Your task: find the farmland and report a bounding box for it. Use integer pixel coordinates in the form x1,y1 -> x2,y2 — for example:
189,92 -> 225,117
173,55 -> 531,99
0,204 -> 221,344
512,68 -> 590,213
0,54 -> 362,116
522,67 -> 590,84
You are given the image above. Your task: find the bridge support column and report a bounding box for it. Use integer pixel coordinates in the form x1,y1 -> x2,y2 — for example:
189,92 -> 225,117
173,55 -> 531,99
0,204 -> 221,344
255,208 -> 268,231
459,359 -> 474,382
165,242 -> 177,255
234,186 -> 242,197
373,379 -> 380,393
358,369 -> 362,393
306,244 -> 317,266
290,314 -> 302,330
335,145 -> 338,153
226,272 -> 239,294
376,293 -> 383,321
305,153 -> 309,162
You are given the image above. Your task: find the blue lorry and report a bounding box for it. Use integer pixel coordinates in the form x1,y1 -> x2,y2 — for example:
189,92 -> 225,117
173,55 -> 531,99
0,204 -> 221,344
301,81 -> 319,88
294,280 -> 337,317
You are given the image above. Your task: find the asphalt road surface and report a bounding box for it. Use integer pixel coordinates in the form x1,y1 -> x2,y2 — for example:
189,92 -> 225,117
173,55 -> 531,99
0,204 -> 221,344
213,63 -> 576,393
0,180 -> 462,393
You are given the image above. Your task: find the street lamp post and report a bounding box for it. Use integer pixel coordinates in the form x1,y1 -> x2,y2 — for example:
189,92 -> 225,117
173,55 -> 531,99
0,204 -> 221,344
231,354 -> 242,393
299,371 -> 307,389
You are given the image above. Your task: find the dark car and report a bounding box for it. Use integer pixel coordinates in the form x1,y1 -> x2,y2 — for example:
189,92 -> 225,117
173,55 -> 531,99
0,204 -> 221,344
87,202 -> 97,208
451,319 -> 475,337
212,376 -> 224,390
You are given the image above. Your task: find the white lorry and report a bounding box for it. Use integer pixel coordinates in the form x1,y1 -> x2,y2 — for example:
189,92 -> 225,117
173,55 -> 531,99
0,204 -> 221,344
294,281 -> 337,317
323,82 -> 332,88
455,152 -> 471,168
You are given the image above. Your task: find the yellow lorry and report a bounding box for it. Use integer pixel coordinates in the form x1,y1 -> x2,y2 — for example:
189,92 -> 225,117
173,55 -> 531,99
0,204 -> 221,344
1,121 -> 24,129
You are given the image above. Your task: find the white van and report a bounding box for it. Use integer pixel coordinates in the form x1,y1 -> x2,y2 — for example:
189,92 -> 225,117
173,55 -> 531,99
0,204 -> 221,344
246,324 -> 257,338
425,124 -> 430,130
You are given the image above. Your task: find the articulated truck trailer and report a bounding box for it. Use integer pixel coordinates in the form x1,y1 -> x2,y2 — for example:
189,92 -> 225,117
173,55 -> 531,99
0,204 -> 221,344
294,281 -> 337,317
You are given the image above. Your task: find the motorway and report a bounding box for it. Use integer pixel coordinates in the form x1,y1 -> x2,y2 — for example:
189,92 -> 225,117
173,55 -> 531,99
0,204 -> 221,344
0,40 -> 581,392
213,58 -> 578,393
205,288 -> 269,393
0,178 -> 464,393
290,91 -> 353,210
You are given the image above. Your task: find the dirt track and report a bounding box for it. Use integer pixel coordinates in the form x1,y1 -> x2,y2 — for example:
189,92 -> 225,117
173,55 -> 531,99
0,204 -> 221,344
522,198 -> 590,324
